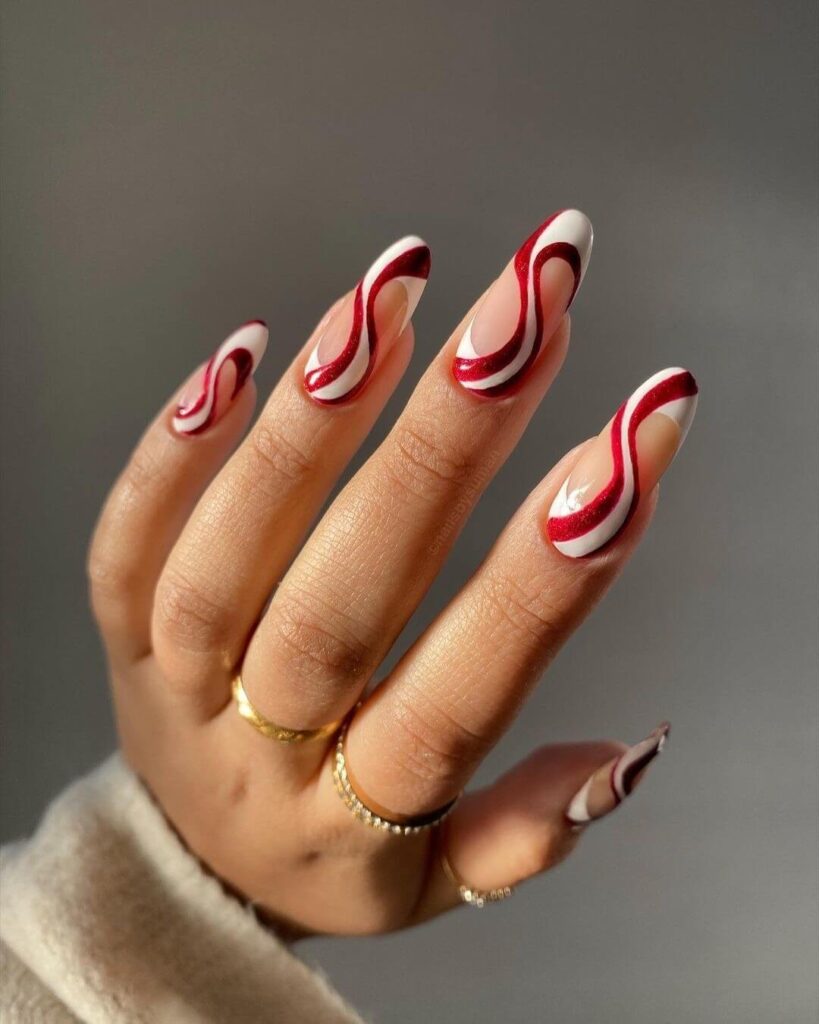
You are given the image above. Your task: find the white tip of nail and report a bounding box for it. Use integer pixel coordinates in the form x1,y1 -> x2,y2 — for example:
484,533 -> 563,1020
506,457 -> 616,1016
363,235 -> 429,288
554,209 -> 594,276
228,320 -> 269,366
364,236 -> 431,334
566,775 -> 594,825
389,234 -> 429,254
649,366 -> 699,442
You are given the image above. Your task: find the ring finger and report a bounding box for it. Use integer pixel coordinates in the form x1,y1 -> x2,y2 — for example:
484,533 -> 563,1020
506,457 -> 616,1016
342,367 -> 698,816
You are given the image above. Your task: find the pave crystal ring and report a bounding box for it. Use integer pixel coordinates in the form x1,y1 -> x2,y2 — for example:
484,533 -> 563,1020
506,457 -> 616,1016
440,848 -> 514,908
332,710 -> 459,836
232,674 -> 342,744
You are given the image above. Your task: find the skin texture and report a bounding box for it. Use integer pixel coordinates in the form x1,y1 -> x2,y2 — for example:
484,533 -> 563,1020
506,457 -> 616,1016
88,220 -> 695,936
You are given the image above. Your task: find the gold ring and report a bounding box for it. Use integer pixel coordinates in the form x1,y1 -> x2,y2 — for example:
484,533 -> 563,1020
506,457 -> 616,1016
440,848 -> 513,908
332,709 -> 459,836
232,674 -> 342,744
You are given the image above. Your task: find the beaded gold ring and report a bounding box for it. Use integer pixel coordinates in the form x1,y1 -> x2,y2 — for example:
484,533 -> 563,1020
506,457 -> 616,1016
440,849 -> 514,908
332,711 -> 459,836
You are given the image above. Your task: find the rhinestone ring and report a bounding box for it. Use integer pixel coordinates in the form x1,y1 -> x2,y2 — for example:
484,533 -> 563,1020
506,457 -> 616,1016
332,711 -> 459,836
440,848 -> 513,908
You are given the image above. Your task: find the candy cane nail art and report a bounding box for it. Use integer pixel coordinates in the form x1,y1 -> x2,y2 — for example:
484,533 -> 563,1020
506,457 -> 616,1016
566,722 -> 670,826
453,209 -> 593,396
304,236 -> 431,404
547,367 -> 699,558
172,320 -> 268,436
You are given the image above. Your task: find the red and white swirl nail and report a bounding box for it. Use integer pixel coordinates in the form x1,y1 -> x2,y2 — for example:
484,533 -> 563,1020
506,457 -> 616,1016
546,367 -> 699,558
304,236 -> 431,404
172,320 -> 268,436
453,209 -> 593,396
566,722 -> 671,827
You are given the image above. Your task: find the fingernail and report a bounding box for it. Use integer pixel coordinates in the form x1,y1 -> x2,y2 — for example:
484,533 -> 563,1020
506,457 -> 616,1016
173,320 -> 268,436
566,722 -> 670,826
304,236 -> 431,404
546,367 -> 699,558
453,209 -> 593,397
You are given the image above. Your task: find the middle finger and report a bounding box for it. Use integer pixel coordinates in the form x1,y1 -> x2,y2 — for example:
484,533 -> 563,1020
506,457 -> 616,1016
242,210 -> 593,729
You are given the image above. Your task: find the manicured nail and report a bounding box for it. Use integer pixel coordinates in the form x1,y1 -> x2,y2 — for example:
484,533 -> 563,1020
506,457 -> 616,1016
173,320 -> 268,436
566,722 -> 670,826
304,236 -> 431,404
453,209 -> 593,397
546,367 -> 699,558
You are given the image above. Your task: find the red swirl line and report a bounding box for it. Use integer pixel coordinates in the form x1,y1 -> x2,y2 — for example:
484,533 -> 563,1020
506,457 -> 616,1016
547,370 -> 698,545
304,244 -> 430,402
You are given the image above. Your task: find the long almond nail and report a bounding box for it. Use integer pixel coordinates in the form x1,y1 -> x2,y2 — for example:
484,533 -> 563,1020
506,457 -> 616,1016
303,236 -> 430,404
453,209 -> 593,397
566,722 -> 670,826
173,320 -> 268,436
546,367 -> 699,558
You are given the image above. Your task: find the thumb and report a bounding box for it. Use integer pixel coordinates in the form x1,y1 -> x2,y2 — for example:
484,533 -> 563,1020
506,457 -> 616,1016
411,725 -> 669,921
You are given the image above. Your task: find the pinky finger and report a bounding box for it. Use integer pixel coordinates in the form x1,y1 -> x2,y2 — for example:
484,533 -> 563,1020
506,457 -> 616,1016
411,727 -> 669,921
87,321 -> 267,664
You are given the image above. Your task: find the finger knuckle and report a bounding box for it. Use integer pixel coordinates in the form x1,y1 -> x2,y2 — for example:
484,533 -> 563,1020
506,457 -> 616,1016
480,567 -> 564,649
385,418 -> 478,499
86,541 -> 137,616
247,421 -> 315,488
86,451 -> 168,612
389,689 -> 490,792
268,590 -> 372,685
153,569 -> 227,652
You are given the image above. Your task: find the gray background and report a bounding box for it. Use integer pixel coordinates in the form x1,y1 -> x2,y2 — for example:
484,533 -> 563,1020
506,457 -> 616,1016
1,1 -> 817,1021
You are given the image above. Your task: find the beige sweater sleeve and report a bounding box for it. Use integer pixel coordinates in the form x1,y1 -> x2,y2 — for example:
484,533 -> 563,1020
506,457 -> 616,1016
0,756 -> 364,1024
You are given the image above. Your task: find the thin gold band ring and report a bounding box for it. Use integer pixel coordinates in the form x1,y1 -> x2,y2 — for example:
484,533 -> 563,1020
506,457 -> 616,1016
232,674 -> 342,744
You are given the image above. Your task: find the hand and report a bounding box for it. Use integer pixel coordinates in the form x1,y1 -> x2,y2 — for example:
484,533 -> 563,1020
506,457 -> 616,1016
88,211 -> 697,935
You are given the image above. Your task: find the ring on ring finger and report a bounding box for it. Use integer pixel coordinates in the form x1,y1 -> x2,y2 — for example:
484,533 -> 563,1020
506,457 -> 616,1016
332,707 -> 460,835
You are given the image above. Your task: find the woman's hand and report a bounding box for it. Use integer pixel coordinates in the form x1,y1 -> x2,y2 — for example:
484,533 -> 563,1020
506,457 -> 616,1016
87,211 -> 697,935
